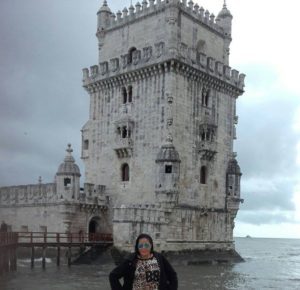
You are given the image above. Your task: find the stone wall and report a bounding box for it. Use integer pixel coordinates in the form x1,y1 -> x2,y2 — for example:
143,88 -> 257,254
0,183 -> 57,206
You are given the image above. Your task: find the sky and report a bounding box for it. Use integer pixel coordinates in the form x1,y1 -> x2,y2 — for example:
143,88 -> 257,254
0,0 -> 300,239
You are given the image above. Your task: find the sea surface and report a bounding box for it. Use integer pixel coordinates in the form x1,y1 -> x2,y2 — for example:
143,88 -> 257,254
0,238 -> 300,290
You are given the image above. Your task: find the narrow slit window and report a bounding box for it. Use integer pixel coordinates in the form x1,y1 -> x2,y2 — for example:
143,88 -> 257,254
128,86 -> 133,103
200,166 -> 207,184
122,87 -> 127,104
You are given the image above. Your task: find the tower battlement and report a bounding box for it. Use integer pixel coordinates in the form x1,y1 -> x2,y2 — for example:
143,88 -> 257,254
99,0 -> 226,38
83,47 -> 245,92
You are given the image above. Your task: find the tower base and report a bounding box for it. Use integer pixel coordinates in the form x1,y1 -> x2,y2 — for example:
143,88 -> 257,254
110,247 -> 244,266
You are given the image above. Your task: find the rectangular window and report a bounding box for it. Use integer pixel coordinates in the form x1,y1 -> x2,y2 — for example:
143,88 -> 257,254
165,165 -> 172,174
84,139 -> 89,150
64,178 -> 71,187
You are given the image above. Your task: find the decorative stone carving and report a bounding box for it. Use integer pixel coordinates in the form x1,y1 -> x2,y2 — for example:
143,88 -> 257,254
82,68 -> 89,80
132,49 -> 141,65
155,42 -> 165,58
208,57 -> 215,72
100,62 -> 108,75
216,61 -> 223,76
143,46 -> 152,62
110,58 -> 120,72
90,65 -> 99,77
198,53 -> 207,68
167,118 -> 173,126
224,65 -> 231,80
180,43 -> 188,59
121,54 -> 128,69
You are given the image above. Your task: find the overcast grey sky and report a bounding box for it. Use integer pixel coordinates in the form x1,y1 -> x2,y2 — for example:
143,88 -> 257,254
0,0 -> 300,238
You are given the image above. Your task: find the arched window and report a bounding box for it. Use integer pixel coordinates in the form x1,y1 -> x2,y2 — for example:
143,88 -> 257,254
121,163 -> 130,181
128,85 -> 133,103
128,47 -> 137,64
200,166 -> 207,184
122,87 -> 127,104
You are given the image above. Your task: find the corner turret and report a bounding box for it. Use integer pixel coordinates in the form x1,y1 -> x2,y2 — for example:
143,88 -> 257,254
226,158 -> 242,198
216,1 -> 233,38
97,1 -> 112,30
56,144 -> 81,201
216,1 -> 233,64
155,135 -> 181,207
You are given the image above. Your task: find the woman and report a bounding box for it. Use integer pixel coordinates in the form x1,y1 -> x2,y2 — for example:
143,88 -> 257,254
109,233 -> 178,290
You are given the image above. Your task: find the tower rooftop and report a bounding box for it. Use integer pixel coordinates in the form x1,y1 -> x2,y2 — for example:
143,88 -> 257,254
56,144 -> 81,176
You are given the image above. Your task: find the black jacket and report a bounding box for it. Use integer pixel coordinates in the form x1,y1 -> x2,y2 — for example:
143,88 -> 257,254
109,252 -> 178,290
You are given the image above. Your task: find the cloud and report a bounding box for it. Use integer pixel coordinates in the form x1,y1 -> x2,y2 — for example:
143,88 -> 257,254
237,210 -> 296,226
0,0 -> 93,186
234,63 -> 300,225
240,177 -> 295,211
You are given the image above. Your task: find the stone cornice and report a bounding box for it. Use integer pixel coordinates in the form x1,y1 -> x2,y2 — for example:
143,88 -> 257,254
83,58 -> 244,98
176,204 -> 228,213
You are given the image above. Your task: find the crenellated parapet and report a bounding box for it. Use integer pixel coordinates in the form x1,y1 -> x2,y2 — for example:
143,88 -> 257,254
83,41 -> 245,95
0,183 -> 57,206
97,1 -> 226,38
0,182 -> 108,208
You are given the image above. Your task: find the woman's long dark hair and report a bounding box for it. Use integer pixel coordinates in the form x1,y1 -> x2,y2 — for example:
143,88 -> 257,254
134,233 -> 154,255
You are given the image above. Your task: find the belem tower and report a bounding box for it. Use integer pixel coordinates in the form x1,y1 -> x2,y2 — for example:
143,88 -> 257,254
0,0 -> 245,258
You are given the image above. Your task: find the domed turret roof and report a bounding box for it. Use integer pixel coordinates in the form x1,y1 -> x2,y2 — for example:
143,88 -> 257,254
227,158 -> 242,175
56,144 -> 81,176
98,0 -> 111,13
156,135 -> 181,163
217,2 -> 232,19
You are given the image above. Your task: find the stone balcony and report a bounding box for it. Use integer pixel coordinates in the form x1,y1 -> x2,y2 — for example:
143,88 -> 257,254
226,196 -> 244,212
197,141 -> 217,160
114,137 -> 134,158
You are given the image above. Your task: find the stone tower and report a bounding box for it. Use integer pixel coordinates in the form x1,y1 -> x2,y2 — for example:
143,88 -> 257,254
82,0 -> 245,257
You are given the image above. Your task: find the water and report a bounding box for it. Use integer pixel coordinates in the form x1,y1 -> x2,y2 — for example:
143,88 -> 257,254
1,238 -> 300,290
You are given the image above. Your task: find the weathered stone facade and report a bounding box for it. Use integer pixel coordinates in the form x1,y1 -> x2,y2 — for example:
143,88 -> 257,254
81,0 -> 244,253
0,0 -> 244,259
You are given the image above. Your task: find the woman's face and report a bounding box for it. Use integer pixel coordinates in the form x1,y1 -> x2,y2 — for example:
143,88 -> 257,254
138,238 -> 152,258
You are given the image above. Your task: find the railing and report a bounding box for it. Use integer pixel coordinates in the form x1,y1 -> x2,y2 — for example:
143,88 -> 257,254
15,232 -> 113,245
0,232 -> 113,246
0,232 -> 113,272
0,232 -> 18,247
